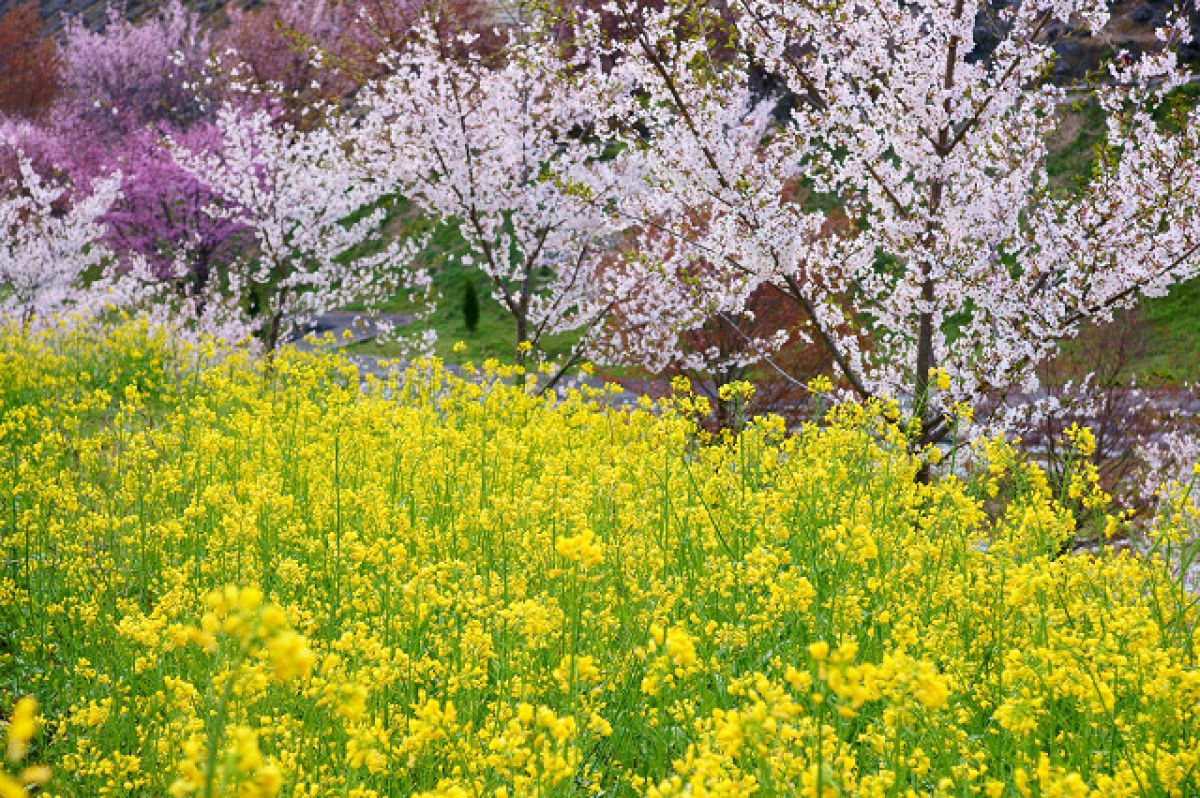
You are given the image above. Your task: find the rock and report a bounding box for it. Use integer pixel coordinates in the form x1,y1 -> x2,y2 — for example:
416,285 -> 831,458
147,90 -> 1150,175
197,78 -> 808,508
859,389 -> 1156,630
1046,22 -> 1072,43
1053,39 -> 1083,59
1131,3 -> 1161,25
968,15 -> 1001,62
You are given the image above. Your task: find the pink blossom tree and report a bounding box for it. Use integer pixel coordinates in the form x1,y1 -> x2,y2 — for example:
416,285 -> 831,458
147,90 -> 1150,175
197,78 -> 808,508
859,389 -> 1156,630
102,123 -> 247,279
58,0 -> 212,142
167,105 -> 431,352
570,1 -> 1200,450
355,25 -> 637,369
214,0 -> 499,127
43,0 -> 244,287
216,0 -> 368,123
0,116 -> 61,182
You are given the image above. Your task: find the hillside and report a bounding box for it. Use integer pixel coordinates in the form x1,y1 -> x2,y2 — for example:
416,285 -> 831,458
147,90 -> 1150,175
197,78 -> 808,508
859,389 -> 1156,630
0,0 -> 241,28
6,0 -> 1199,64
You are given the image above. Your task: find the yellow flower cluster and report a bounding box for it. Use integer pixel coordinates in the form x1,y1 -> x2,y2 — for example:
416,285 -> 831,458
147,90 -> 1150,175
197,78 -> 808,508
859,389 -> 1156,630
717,381 -> 756,402
928,367 -> 952,393
554,529 -> 605,569
1,321 -> 1199,796
1,698 -> 50,798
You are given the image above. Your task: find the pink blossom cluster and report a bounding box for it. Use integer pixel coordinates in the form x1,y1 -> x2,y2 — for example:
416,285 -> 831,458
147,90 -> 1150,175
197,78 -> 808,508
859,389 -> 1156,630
0,0 -> 435,351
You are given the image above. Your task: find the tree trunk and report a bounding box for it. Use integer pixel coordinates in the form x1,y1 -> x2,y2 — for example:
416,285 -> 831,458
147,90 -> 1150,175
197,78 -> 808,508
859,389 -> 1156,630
915,270 -> 936,437
914,272 -> 936,484
515,313 -> 529,369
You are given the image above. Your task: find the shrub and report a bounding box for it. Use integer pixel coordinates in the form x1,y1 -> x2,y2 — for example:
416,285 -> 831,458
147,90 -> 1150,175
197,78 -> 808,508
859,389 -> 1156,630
462,276 -> 480,332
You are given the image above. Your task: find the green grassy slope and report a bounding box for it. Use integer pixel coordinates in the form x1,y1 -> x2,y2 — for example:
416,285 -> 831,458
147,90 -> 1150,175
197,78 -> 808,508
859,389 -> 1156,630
345,211 -> 581,365
1047,93 -> 1199,386
1134,279 -> 1200,384
346,255 -> 580,364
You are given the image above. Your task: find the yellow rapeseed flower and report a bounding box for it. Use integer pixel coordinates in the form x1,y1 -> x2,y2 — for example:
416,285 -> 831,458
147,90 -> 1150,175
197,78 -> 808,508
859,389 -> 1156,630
2,320 -> 1198,797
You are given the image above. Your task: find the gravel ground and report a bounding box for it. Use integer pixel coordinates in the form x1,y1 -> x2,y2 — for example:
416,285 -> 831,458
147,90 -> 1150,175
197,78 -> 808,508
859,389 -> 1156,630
288,312 -> 416,352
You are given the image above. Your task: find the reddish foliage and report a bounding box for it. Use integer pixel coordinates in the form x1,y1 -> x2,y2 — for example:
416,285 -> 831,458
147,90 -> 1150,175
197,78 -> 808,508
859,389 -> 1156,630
547,0 -> 729,45
216,0 -> 502,123
357,0 -> 504,58
600,226 -> 835,429
676,285 -> 832,430
604,188 -> 861,429
0,2 -> 60,119
218,0 -> 362,117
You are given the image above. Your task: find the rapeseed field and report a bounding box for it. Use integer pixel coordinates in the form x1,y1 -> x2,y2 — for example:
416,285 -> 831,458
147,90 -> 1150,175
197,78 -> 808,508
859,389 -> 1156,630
1,322 -> 1198,797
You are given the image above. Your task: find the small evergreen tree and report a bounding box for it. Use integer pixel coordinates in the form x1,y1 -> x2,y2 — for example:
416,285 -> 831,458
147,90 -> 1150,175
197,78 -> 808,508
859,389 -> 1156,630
463,276 -> 480,332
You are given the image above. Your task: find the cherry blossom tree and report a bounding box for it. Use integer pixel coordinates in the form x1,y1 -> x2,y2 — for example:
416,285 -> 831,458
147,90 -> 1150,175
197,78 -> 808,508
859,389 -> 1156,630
0,154 -> 121,329
569,0 -> 1200,449
168,105 -> 431,352
355,24 -> 637,369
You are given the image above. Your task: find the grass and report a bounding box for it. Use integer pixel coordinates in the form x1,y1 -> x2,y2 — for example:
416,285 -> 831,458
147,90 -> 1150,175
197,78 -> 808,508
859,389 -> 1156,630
1132,277 -> 1200,384
344,203 -> 582,365
346,254 -> 581,365
1046,99 -> 1107,192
